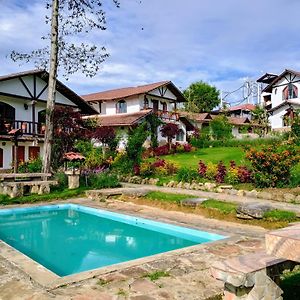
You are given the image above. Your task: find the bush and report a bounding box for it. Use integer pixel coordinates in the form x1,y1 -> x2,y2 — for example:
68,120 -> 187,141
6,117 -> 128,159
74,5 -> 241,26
246,143 -> 300,188
88,172 -> 120,189
215,161 -> 226,183
52,172 -> 68,191
206,162 -> 218,181
18,157 -> 42,173
177,167 -> 199,182
210,115 -> 232,140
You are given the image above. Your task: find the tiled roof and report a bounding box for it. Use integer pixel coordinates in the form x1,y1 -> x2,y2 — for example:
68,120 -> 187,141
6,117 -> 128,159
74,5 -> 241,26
63,152 -> 85,161
229,104 -> 256,111
82,81 -> 186,102
268,100 -> 300,113
84,109 -> 153,127
228,117 -> 251,125
179,111 -> 212,123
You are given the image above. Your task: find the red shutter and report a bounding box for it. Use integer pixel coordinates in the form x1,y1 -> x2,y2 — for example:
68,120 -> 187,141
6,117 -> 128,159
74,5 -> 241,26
283,86 -> 289,100
12,146 -> 25,164
29,146 -> 40,160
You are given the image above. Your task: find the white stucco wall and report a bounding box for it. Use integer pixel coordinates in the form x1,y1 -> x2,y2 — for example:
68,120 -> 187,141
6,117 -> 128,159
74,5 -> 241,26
0,75 -> 77,107
148,87 -> 177,100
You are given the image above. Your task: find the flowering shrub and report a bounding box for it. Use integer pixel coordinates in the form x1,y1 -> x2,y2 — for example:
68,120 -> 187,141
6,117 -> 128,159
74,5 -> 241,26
198,159 -> 252,184
18,157 -> 42,173
198,160 -> 207,177
140,162 -> 154,177
237,166 -> 252,183
206,162 -> 218,181
246,144 -> 300,187
153,145 -> 169,156
151,143 -> 194,157
215,161 -> 227,183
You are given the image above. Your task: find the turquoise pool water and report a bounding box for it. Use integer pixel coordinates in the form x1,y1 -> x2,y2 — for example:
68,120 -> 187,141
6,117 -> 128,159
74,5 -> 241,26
0,204 -> 225,276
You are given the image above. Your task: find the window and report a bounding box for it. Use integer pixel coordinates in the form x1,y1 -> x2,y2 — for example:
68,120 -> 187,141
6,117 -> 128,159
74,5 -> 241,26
176,129 -> 185,142
116,100 -> 127,114
283,84 -> 298,100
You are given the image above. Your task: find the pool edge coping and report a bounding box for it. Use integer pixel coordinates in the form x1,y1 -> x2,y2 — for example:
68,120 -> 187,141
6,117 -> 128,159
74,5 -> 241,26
0,202 -> 237,289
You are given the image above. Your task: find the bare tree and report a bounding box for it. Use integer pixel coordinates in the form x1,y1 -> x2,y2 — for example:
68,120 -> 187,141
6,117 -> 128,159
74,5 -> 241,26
11,0 -> 120,173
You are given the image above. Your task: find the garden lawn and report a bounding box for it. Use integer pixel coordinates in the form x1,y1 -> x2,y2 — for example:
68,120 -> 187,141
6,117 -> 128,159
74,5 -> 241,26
163,147 -> 246,169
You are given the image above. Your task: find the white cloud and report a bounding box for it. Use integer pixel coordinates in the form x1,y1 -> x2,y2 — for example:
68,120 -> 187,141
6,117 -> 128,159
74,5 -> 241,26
1,0 -> 300,104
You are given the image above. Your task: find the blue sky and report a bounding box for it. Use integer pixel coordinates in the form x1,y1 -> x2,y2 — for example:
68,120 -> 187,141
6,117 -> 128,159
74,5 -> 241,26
1,0 -> 300,103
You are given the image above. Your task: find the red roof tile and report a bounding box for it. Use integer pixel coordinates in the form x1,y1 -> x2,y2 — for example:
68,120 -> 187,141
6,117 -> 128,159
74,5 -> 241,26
82,81 -> 186,102
63,152 -> 85,161
84,109 -> 153,127
229,104 -> 256,111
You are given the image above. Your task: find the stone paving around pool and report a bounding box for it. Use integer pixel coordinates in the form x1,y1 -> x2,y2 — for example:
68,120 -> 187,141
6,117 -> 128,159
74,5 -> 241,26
0,197 -> 267,300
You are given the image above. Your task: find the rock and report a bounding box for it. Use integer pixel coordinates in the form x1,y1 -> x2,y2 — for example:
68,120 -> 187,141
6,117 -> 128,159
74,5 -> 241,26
204,182 -> 216,190
236,203 -> 272,219
245,190 -> 258,198
229,189 -> 238,196
216,188 -> 223,193
167,180 -> 175,188
177,181 -> 183,188
219,185 -> 233,190
283,193 -> 296,203
257,191 -> 273,200
190,183 -> 197,190
237,190 -> 245,197
183,183 -> 190,189
181,198 -> 208,208
294,195 -> 300,204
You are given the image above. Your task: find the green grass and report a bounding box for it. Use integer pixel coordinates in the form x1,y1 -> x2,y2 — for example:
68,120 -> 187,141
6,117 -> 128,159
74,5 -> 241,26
280,268 -> 300,300
144,270 -> 170,281
0,187 -> 87,205
162,147 -> 246,169
264,210 -> 297,222
201,199 -> 237,214
145,191 -> 196,203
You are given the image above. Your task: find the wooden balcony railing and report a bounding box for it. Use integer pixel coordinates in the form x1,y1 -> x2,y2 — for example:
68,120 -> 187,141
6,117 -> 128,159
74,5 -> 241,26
0,119 -> 44,136
155,110 -> 179,121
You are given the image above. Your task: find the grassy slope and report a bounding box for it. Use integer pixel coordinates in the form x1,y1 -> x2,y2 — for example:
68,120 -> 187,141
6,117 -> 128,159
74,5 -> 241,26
162,147 -> 246,169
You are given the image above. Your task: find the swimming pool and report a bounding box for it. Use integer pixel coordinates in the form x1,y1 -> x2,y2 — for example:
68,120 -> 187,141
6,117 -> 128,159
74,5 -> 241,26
0,204 -> 225,276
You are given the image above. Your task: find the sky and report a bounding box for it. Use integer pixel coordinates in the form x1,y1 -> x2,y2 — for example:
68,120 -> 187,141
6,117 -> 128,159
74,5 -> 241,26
1,0 -> 300,104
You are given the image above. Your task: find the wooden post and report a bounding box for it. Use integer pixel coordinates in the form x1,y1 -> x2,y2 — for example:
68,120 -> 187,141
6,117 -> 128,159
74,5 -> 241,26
13,139 -> 18,173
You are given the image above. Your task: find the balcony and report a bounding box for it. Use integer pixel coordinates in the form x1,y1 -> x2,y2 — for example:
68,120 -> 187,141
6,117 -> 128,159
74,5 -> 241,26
0,119 -> 44,137
155,110 -> 179,121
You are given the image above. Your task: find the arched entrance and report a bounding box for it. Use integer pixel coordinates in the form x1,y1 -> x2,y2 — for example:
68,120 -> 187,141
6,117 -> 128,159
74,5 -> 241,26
0,102 -> 15,133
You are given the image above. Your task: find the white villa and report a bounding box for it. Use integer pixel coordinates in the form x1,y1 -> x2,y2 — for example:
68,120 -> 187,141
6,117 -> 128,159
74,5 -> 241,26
257,69 -> 300,131
0,69 -> 96,170
82,81 -> 192,146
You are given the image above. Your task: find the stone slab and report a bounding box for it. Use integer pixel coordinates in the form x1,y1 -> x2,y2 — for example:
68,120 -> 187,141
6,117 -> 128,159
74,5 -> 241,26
265,223 -> 300,262
236,203 -> 272,219
211,250 -> 284,287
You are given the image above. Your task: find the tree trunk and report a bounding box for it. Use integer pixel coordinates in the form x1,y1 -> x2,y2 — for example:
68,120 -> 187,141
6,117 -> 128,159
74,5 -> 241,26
42,0 -> 59,174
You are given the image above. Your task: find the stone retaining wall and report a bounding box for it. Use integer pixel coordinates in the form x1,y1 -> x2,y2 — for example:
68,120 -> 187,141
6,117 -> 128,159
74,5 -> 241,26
119,176 -> 300,204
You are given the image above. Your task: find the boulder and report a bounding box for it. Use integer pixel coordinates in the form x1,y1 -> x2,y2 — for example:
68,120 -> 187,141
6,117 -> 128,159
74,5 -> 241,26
204,182 -> 216,190
257,191 -> 273,200
183,183 -> 191,189
218,185 -> 233,190
283,193 -> 296,203
245,190 -> 258,198
294,195 -> 300,204
177,181 -> 183,188
236,203 -> 272,219
237,190 -> 245,197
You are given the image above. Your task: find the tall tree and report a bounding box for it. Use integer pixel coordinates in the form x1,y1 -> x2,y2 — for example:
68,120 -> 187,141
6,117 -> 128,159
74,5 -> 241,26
183,81 -> 220,113
251,105 -> 269,136
11,0 -> 120,173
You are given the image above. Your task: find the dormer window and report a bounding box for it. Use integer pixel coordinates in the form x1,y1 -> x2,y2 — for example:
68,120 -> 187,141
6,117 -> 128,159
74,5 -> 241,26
283,83 -> 298,100
116,100 -> 127,114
